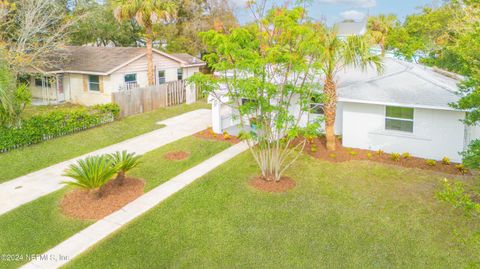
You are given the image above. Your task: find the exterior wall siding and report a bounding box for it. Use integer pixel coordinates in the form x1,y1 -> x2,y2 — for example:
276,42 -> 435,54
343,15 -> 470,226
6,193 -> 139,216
341,101 -> 466,162
66,74 -> 111,106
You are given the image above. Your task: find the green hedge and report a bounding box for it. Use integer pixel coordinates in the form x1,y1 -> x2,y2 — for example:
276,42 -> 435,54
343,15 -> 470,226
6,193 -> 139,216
0,103 -> 120,152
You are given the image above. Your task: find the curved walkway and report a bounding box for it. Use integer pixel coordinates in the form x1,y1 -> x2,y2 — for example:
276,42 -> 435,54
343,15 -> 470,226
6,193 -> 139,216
0,109 -> 211,216
21,142 -> 249,269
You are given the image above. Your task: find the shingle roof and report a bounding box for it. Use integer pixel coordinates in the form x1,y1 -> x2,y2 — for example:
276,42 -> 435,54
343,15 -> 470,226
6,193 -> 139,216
38,46 -> 204,74
337,58 -> 462,110
171,53 -> 204,65
335,21 -> 367,37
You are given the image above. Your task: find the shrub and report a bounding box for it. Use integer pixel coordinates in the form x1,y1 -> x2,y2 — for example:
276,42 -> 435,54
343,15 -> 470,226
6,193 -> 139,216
402,152 -> 411,159
0,103 -> 119,152
377,149 -> 384,156
223,131 -> 231,140
426,159 -> 437,166
436,179 -> 480,217
455,164 -> 468,174
441,157 -> 451,165
62,155 -> 118,198
329,153 -> 337,158
310,144 -> 318,153
366,152 -> 373,159
349,151 -> 358,157
391,153 -> 401,161
108,151 -> 142,186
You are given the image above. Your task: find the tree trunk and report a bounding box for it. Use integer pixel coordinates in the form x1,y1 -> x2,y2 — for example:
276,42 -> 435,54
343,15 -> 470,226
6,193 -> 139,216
146,26 -> 155,86
114,171 -> 125,186
324,75 -> 337,151
380,37 -> 386,56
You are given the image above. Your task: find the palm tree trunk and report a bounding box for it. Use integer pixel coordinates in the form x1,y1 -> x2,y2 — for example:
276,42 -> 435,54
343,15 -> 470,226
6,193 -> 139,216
114,171 -> 125,186
380,36 -> 386,56
324,75 -> 337,151
146,26 -> 155,86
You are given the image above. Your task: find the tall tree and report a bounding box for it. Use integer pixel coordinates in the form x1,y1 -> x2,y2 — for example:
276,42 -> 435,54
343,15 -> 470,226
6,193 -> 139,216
70,1 -> 141,47
0,0 -> 78,73
320,29 -> 383,150
367,14 -> 398,56
191,5 -> 324,182
113,0 -> 177,85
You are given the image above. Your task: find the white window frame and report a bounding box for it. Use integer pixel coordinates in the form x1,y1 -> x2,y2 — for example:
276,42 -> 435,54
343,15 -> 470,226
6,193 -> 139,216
177,68 -> 183,80
385,106 -> 414,133
158,70 -> 166,84
124,73 -> 137,84
88,75 -> 100,92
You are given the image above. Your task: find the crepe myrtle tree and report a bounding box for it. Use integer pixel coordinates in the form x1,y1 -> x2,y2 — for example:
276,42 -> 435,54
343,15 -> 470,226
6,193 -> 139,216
190,5 -> 325,182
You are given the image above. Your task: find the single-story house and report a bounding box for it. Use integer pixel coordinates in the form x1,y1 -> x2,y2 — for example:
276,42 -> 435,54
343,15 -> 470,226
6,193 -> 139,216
210,57 -> 479,162
27,46 -> 205,106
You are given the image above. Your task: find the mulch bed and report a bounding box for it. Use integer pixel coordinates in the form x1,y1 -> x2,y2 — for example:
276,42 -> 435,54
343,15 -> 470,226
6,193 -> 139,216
193,128 -> 241,144
250,176 -> 296,193
164,151 -> 190,161
60,178 -> 145,220
297,136 -> 470,176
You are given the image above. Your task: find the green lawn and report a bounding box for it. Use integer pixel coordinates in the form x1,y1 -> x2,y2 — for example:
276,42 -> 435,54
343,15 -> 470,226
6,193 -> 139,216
0,136 -> 231,269
65,154 -> 480,268
0,102 -> 209,184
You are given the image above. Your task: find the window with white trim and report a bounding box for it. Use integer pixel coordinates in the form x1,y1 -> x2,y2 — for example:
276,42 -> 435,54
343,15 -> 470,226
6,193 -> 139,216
385,106 -> 414,133
177,68 -> 183,80
88,75 -> 100,92
124,73 -> 137,84
158,70 -> 166,84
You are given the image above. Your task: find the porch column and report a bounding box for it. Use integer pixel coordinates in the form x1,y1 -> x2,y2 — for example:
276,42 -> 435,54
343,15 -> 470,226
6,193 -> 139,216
212,100 -> 222,134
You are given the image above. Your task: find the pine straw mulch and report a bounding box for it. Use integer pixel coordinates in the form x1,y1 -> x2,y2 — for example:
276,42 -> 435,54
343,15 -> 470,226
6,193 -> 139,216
60,178 -> 145,220
295,136 -> 470,176
193,128 -> 241,144
249,176 -> 296,193
164,151 -> 190,161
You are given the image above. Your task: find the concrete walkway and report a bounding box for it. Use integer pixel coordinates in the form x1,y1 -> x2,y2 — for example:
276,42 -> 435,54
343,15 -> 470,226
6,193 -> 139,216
0,109 -> 212,216
22,142 -> 249,269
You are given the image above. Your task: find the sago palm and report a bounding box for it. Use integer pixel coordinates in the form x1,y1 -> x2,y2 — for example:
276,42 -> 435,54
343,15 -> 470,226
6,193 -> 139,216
108,150 -> 142,186
112,0 -> 177,85
62,155 -> 118,198
319,28 -> 384,150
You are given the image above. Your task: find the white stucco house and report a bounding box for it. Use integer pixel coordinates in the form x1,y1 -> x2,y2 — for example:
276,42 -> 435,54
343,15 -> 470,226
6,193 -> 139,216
209,57 -> 479,162
27,46 -> 205,106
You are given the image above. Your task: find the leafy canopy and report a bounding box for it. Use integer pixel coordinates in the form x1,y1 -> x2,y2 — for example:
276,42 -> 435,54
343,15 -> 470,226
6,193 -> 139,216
191,6 -> 325,181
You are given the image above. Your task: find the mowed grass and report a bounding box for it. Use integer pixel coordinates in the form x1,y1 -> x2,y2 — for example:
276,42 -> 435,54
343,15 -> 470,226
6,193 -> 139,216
0,102 -> 209,183
0,136 -> 231,269
66,154 -> 480,269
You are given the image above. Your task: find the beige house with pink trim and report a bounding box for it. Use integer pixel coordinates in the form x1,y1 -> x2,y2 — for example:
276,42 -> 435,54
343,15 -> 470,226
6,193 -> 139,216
28,46 -> 205,106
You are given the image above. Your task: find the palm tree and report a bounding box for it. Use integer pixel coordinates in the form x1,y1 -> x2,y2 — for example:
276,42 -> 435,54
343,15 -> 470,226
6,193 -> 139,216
112,0 -> 177,85
108,151 -> 141,186
319,29 -> 384,151
62,155 -> 118,198
367,14 -> 398,56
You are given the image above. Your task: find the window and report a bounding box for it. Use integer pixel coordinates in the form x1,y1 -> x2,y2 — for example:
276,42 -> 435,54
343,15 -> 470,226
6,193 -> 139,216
158,70 -> 166,84
385,106 -> 414,133
310,96 -> 324,115
88,75 -> 100,92
35,78 -> 43,87
124,73 -> 137,83
177,68 -> 183,80
34,77 -> 51,88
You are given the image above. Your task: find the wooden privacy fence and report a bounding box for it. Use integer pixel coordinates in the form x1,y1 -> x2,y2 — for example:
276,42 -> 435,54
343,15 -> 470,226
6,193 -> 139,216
112,80 -> 187,117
